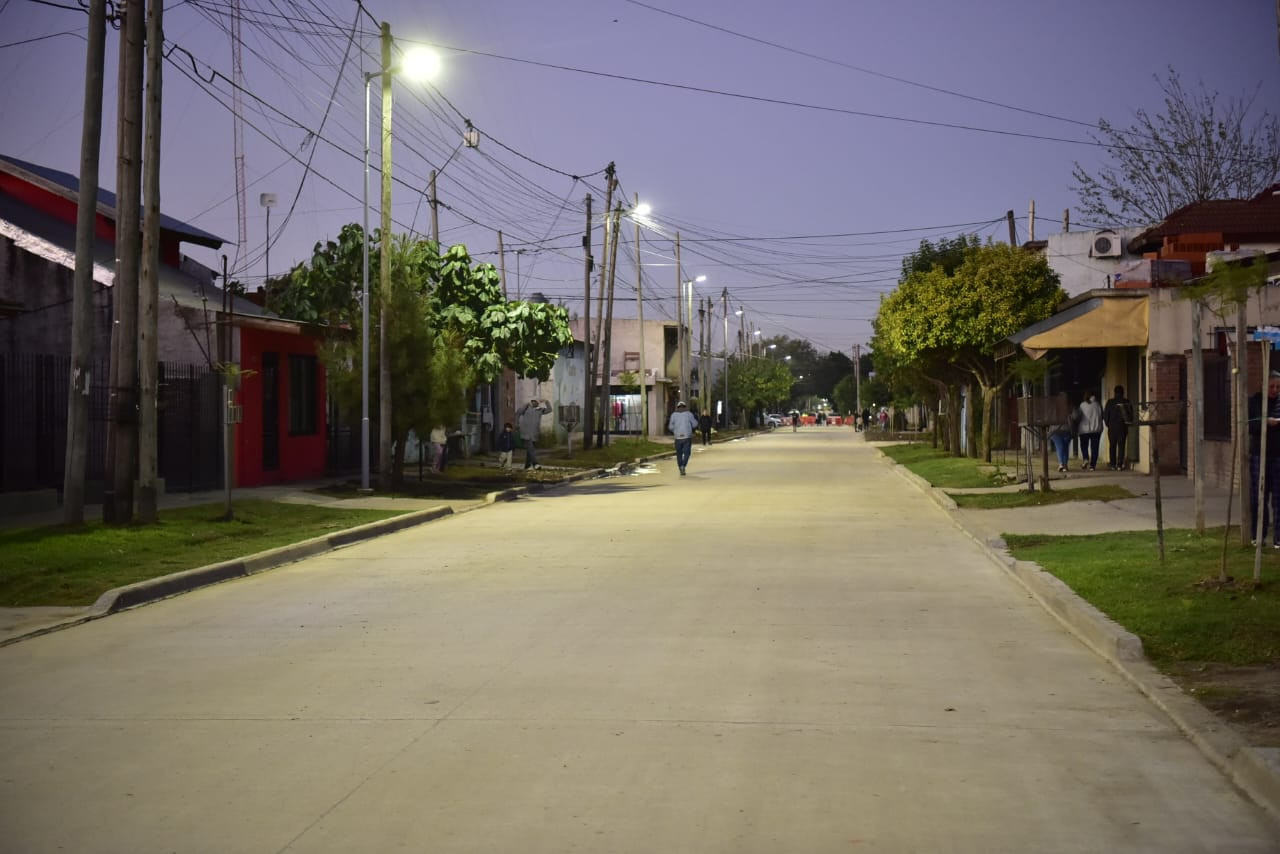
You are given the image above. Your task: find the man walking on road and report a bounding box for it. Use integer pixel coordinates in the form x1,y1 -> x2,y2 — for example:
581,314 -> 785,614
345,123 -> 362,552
668,401 -> 699,476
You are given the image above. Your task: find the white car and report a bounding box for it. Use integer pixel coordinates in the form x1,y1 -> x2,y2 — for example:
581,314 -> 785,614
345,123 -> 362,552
765,413 -> 784,428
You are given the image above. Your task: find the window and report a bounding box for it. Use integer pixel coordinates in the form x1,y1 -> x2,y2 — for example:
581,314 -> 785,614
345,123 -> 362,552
288,354 -> 317,435
1202,354 -> 1231,441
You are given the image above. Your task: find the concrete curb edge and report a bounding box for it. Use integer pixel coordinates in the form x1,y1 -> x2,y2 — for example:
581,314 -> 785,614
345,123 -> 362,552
883,452 -> 1280,821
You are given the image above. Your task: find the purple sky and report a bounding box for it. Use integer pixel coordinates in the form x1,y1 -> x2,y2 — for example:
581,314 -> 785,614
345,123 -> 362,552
2,0 -> 1278,355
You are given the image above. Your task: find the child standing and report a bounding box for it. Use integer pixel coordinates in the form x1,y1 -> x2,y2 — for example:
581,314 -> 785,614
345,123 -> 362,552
497,422 -> 516,471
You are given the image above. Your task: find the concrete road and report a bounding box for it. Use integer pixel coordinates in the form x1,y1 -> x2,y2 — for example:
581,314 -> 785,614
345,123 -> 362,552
1,430 -> 1277,853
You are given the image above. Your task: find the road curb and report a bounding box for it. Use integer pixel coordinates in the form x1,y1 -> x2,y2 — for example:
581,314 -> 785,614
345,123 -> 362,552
883,453 -> 1280,821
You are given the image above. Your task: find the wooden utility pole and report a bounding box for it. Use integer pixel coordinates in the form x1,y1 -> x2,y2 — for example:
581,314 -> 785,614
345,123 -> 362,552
581,193 -> 594,449
63,0 -> 107,526
1238,304 -> 1250,546
1006,210 -> 1017,246
1191,299 -> 1205,533
221,254 -> 234,521
429,168 -> 439,245
137,0 -> 163,522
104,0 -> 145,524
377,22 -> 393,489
593,164 -> 616,446
599,202 -> 622,446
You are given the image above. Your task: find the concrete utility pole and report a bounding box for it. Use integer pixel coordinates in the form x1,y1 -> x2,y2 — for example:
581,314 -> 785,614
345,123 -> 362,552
378,22 -> 393,490
105,0 -> 145,524
854,343 -> 861,413
137,0 -> 163,522
675,232 -> 685,403
633,194 -> 648,438
722,288 -> 731,428
62,0 -> 107,526
581,193 -> 594,450
593,166 -> 617,446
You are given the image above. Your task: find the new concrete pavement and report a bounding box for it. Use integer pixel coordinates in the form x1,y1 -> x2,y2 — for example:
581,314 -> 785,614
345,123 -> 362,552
1,430 -> 1278,852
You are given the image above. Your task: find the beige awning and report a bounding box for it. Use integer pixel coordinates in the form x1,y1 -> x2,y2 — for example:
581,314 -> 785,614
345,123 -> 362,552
1011,295 -> 1148,359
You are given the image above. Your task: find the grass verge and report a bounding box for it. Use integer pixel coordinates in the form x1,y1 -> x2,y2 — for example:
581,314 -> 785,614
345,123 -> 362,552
0,500 -> 405,608
950,484 -> 1134,509
1004,528 -> 1280,666
879,442 -> 1007,489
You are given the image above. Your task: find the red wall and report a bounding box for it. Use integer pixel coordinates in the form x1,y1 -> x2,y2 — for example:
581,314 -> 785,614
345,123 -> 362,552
235,327 -> 328,487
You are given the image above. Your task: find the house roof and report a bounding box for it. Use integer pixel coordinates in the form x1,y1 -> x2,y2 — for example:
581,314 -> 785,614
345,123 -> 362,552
1128,184 -> 1280,253
1007,290 -> 1148,360
0,191 -> 269,319
0,154 -> 226,249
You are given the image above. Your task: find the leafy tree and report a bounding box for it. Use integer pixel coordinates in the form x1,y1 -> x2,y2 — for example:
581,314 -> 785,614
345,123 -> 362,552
271,226 -> 572,486
832,374 -> 857,414
1072,68 -> 1280,226
900,234 -> 982,280
727,356 -> 793,424
876,242 -> 1064,460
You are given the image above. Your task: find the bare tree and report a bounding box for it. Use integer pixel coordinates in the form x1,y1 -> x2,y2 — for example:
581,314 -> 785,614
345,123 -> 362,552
1072,68 -> 1280,226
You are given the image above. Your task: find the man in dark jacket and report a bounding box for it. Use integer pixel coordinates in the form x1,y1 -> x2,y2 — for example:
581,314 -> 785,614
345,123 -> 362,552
1248,371 -> 1280,547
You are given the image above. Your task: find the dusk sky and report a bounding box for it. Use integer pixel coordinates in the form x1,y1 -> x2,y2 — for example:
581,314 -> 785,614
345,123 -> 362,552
2,0 -> 1278,356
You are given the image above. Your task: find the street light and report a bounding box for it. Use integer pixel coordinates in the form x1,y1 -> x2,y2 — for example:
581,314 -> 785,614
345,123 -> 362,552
360,33 -> 440,492
680,273 -> 706,402
630,197 -> 652,437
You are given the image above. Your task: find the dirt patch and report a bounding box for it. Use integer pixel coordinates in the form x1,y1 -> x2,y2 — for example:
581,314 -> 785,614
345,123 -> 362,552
1163,662 -> 1280,748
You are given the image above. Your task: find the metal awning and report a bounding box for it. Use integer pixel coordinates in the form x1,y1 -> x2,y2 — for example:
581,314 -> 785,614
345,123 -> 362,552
1009,294 -> 1148,359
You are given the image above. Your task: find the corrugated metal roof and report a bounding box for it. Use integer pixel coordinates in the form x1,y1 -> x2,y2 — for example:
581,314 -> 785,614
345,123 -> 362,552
0,154 -> 227,249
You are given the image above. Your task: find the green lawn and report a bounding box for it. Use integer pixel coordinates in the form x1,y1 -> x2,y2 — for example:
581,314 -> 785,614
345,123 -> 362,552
0,500 -> 405,607
1004,529 -> 1280,666
879,442 -> 1008,488
950,484 -> 1134,508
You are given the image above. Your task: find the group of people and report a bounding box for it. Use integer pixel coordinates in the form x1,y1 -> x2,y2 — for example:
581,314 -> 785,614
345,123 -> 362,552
1047,386 -> 1134,473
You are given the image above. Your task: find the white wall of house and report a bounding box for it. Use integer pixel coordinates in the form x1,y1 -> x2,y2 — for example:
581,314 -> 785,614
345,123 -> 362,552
1038,228 -> 1149,296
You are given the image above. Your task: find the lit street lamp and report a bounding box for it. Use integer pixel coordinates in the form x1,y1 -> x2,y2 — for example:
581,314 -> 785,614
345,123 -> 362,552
360,29 -> 439,491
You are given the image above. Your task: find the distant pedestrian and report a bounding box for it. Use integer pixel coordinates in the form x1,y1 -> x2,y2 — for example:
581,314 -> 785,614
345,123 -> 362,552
1077,392 -> 1103,471
878,408 -> 889,431
516,398 -> 550,470
429,425 -> 448,473
1048,414 -> 1073,473
698,408 -> 713,445
1248,371 -> 1280,547
668,401 -> 699,476
1103,385 -> 1134,470
496,422 -> 516,471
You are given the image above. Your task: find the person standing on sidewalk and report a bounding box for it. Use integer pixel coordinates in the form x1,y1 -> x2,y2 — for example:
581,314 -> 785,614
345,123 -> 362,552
516,398 -> 550,470
668,401 -> 699,476
496,422 -> 516,471
698,408 -> 713,446
1103,385 -> 1134,470
1248,371 -> 1280,547
1077,391 -> 1103,471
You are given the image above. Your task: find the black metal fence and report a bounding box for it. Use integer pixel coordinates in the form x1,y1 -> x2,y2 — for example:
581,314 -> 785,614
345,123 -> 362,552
1,354 -> 223,497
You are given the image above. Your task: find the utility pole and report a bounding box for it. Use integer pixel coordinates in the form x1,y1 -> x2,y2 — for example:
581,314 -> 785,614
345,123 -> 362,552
581,193 -> 594,449
377,22 -> 393,490
137,0 -> 163,522
698,298 -> 708,414
594,165 -> 617,446
105,0 -> 144,524
633,194 -> 648,438
599,202 -> 622,446
675,232 -> 685,403
855,345 -> 865,414
722,288 -> 731,428
63,0 -> 107,526
1006,209 -> 1017,246
221,254 -> 234,521
429,168 -> 439,245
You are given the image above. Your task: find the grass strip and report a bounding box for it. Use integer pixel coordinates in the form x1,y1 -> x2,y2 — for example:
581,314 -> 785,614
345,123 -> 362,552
950,484 -> 1134,509
1004,528 -> 1280,666
879,442 -> 1004,489
0,500 -> 405,608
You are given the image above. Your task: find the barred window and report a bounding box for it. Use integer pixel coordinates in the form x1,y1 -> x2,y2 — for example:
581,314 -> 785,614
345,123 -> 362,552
288,354 -> 317,435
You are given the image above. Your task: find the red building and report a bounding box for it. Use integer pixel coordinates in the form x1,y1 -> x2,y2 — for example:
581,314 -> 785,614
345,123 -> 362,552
0,154 -> 332,499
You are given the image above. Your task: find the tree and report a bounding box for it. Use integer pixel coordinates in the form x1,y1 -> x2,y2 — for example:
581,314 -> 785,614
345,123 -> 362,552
271,226 -> 573,486
1072,68 -> 1280,226
875,242 -> 1065,461
727,356 -> 793,423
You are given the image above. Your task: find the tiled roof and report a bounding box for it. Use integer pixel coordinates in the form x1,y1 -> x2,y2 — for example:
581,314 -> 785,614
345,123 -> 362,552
0,153 -> 226,249
1129,184 -> 1280,251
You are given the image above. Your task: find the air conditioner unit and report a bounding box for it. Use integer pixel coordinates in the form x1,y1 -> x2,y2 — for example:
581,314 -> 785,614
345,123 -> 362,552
1092,231 -> 1123,258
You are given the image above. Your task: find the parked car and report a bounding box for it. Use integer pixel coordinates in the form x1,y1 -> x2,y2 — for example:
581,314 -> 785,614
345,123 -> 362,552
765,413 -> 784,428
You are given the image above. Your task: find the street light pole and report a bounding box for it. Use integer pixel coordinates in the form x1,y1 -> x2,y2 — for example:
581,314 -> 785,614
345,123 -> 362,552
360,68 -> 374,493
722,288 -> 731,429
633,194 -> 648,438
